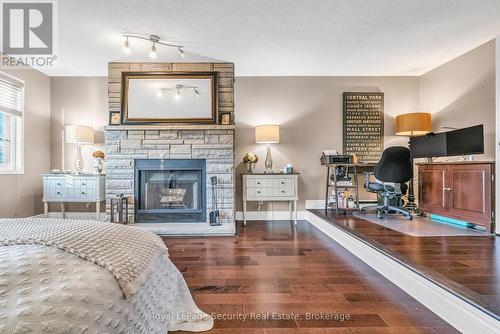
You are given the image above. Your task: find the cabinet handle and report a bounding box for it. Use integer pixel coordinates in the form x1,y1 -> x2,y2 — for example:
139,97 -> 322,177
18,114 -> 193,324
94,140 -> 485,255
81,183 -> 86,186
443,187 -> 452,191
56,191 -> 61,195
57,183 -> 62,186
81,192 -> 86,195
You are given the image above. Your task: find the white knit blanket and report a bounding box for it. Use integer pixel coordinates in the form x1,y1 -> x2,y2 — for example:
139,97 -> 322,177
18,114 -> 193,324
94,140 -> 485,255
0,217 -> 167,298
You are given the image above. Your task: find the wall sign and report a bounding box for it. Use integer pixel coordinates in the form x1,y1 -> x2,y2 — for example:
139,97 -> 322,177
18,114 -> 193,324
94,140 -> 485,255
343,92 -> 384,163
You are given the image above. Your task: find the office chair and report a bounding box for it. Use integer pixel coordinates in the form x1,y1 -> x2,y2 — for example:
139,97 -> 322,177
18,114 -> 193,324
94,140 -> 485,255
362,146 -> 413,220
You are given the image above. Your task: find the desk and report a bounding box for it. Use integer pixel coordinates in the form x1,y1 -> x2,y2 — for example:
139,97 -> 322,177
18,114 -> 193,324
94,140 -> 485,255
323,163 -> 376,214
242,173 -> 299,226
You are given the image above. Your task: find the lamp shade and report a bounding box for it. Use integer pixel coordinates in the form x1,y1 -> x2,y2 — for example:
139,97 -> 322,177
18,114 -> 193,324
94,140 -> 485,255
255,124 -> 279,144
65,125 -> 94,144
395,112 -> 432,136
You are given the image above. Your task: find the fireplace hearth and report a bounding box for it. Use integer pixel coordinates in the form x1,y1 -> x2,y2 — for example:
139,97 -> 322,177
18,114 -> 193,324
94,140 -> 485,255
135,159 -> 206,223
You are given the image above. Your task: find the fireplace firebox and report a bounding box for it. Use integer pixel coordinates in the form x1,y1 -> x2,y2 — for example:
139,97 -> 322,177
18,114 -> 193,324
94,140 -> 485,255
135,159 -> 206,223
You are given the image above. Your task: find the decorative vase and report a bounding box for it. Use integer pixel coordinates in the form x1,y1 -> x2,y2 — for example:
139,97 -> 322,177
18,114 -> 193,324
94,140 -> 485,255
94,158 -> 104,174
246,162 -> 254,174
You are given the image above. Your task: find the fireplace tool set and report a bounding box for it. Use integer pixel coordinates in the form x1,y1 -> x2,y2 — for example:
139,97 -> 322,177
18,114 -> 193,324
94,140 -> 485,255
209,176 -> 222,226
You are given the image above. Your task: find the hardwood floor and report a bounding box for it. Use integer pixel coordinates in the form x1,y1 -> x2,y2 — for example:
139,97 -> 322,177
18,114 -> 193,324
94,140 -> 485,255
164,221 -> 457,333
310,209 -> 500,318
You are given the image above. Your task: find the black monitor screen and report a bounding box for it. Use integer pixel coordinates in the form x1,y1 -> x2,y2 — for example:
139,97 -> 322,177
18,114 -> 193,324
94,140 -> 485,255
409,125 -> 484,158
446,125 -> 484,156
410,133 -> 446,158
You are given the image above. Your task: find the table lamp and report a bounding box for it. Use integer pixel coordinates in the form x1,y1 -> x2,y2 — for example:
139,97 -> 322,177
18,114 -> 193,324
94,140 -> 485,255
65,125 -> 94,173
255,124 -> 279,173
395,112 -> 432,214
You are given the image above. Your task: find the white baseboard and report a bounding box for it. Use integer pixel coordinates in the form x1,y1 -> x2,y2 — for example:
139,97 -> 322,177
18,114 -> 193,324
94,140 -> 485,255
306,211 -> 499,334
235,210 -> 308,221
305,200 -> 325,209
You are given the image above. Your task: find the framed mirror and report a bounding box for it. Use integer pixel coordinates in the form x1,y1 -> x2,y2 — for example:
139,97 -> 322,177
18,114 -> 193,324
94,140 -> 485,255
122,72 -> 217,124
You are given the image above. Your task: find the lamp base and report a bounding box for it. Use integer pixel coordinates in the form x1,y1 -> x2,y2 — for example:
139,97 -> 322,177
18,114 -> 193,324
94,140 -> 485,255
264,144 -> 273,173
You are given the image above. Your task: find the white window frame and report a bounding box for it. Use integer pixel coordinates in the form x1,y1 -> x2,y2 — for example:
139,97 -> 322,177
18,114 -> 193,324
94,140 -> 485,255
0,71 -> 24,175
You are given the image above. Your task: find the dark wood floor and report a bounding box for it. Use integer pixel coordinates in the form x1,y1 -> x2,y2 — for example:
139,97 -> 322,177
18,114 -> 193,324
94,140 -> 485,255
310,209 -> 500,318
164,221 -> 457,333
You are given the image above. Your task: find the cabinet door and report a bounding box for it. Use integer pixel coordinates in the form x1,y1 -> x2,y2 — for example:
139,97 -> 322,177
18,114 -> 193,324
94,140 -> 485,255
418,165 -> 448,212
449,164 -> 492,222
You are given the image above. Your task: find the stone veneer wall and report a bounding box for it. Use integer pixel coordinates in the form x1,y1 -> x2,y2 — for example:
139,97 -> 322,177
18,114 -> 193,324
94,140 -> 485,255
105,125 -> 235,225
105,61 -> 236,229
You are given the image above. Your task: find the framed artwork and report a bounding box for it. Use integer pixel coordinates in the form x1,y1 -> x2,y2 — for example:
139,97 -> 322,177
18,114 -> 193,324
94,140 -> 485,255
343,92 -> 384,163
121,72 -> 217,124
220,113 -> 231,125
109,111 -> 121,125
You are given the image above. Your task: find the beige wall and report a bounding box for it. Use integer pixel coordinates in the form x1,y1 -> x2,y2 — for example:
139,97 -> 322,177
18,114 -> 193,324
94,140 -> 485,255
0,69 -> 51,217
45,40 -> 496,213
50,77 -> 108,172
235,76 -> 419,210
419,40 -> 496,160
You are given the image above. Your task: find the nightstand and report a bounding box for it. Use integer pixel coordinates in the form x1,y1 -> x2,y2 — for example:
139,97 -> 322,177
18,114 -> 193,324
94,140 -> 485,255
42,174 -> 105,220
242,173 -> 299,225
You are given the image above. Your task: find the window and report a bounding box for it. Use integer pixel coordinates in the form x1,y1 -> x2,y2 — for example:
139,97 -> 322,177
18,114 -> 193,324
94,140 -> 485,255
0,72 -> 24,174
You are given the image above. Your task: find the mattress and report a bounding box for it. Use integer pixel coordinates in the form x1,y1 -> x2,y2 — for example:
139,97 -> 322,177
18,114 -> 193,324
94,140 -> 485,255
0,244 -> 213,334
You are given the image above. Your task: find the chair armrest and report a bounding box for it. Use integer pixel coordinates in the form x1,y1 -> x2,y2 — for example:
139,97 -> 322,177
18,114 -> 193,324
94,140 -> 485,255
363,172 -> 374,190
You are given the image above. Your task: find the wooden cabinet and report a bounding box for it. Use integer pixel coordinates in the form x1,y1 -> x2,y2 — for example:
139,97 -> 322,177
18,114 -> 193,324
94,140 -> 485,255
417,162 -> 494,233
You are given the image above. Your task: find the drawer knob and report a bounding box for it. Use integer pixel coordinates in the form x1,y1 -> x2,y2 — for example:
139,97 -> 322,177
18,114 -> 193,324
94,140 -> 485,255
281,190 -> 285,193
257,191 -> 261,194
57,183 -> 62,186
81,183 -> 86,186
56,191 -> 61,195
81,192 -> 86,195
257,182 -> 261,185
281,182 -> 285,185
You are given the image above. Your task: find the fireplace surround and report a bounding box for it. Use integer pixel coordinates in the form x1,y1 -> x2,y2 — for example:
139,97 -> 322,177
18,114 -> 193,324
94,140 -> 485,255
135,159 -> 206,223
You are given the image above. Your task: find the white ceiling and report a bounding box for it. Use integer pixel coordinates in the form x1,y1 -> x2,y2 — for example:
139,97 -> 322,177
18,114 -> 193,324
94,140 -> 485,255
41,0 -> 500,76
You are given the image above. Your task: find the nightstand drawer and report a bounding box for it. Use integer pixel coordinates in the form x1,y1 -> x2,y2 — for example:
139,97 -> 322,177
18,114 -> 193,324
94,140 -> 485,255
246,178 -> 268,187
273,186 -> 295,197
246,187 -> 268,197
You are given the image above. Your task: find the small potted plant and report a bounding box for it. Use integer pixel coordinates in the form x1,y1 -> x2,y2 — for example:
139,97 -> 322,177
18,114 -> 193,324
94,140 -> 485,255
243,152 -> 258,174
92,150 -> 105,174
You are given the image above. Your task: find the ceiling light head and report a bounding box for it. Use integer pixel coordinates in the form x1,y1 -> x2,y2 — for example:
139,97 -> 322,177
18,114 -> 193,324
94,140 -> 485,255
178,47 -> 185,59
123,37 -> 131,54
149,43 -> 157,59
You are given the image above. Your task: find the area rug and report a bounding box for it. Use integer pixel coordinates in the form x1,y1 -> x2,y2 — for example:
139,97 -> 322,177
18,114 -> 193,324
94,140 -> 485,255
353,212 -> 488,237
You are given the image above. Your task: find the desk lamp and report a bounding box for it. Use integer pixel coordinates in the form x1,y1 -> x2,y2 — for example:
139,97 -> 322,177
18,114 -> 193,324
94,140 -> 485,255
395,112 -> 432,214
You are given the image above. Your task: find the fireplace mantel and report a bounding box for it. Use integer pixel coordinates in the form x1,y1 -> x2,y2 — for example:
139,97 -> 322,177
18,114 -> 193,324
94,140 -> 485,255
105,124 -> 235,131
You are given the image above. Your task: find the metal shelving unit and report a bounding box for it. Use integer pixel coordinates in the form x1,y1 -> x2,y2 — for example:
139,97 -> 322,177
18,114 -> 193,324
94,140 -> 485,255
323,163 -> 377,215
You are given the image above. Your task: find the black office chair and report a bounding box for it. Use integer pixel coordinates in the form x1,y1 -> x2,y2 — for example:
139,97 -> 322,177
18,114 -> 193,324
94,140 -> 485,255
362,146 -> 413,220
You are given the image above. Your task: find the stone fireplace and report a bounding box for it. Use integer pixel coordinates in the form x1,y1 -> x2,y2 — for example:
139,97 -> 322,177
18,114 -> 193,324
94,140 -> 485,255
105,62 -> 235,235
135,159 -> 206,223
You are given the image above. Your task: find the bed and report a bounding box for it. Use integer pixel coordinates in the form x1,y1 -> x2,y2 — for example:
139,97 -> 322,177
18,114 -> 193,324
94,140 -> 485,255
0,218 -> 213,334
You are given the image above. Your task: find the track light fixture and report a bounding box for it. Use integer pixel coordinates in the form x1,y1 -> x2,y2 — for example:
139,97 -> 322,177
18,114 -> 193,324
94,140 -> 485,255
123,37 -> 131,54
157,84 -> 200,99
122,33 -> 185,59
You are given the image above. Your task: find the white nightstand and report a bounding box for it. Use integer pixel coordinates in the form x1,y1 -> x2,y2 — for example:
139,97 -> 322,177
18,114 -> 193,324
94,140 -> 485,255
242,173 -> 299,225
42,174 -> 105,220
